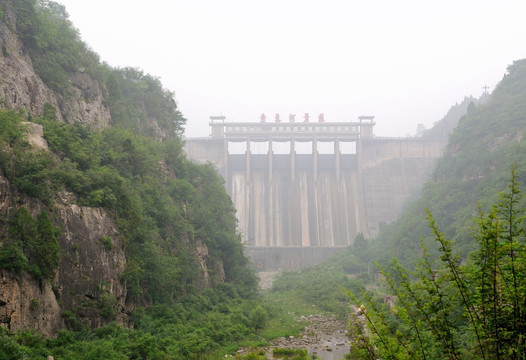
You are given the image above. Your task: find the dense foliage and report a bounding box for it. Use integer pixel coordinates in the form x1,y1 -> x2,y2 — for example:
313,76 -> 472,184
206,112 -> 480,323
0,286 -> 259,359
8,0 -> 103,94
0,280 -> 321,359
105,67 -> 186,137
0,107 -> 257,303
0,206 -> 59,281
349,172 -> 526,359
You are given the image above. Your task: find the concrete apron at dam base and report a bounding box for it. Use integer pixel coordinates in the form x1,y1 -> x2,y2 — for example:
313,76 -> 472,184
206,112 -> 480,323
245,246 -> 347,271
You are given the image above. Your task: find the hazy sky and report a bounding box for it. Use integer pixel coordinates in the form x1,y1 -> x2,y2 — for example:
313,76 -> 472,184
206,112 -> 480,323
57,0 -> 526,138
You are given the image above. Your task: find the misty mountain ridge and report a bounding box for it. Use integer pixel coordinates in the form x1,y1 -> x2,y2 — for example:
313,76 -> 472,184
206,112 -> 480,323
421,93 -> 488,140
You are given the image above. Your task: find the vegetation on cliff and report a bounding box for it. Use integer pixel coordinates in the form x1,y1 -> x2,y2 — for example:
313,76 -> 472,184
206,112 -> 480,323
0,0 -> 255,301
342,59 -> 526,360
0,206 -> 60,280
371,59 -> 526,266
4,0 -> 186,137
0,105 -> 257,301
10,0 -> 103,95
421,94 -> 486,140
2,0 -> 526,358
0,0 -> 290,358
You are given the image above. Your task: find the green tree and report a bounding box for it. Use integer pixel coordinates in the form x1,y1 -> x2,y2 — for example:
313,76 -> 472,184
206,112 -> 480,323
0,331 -> 26,360
5,208 -> 59,280
353,232 -> 368,258
8,207 -> 38,252
349,170 -> 526,360
34,210 -> 60,280
250,305 -> 268,332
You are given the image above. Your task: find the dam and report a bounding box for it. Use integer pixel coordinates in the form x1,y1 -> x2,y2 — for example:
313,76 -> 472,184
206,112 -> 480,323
185,115 -> 446,270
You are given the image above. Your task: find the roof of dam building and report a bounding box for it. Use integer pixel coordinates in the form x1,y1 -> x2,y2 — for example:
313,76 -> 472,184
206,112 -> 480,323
209,115 -> 375,141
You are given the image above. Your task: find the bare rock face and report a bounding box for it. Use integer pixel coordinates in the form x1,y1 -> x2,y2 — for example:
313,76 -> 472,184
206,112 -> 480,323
22,122 -> 49,150
0,7 -> 110,128
146,117 -> 169,140
54,191 -> 128,329
195,238 -> 211,286
0,174 -> 128,335
59,71 -> 111,129
0,270 -> 63,336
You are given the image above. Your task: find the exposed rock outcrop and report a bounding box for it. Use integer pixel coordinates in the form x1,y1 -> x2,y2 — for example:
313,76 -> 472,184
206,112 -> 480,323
54,191 -> 128,329
0,2 -> 221,336
22,122 -> 48,150
0,270 -> 63,337
59,70 -> 111,129
0,174 -> 128,335
0,5 -> 110,128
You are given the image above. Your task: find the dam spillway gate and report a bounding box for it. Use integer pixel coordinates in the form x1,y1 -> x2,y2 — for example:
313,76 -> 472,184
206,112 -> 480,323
185,116 -> 446,270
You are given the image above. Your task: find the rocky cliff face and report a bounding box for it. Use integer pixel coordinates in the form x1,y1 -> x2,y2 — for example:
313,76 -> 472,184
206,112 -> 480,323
53,190 -> 128,330
0,99 -> 217,336
0,3 -> 222,336
0,171 -> 128,336
0,5 -> 111,128
0,269 -> 63,337
0,10 -> 124,332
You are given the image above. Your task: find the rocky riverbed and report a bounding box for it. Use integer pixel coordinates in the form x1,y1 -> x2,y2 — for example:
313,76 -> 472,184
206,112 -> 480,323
236,314 -> 350,359
251,272 -> 350,359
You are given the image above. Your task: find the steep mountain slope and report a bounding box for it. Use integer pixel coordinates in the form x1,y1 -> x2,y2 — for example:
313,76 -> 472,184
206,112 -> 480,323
0,0 -> 110,128
0,0 -> 256,336
371,59 -> 526,265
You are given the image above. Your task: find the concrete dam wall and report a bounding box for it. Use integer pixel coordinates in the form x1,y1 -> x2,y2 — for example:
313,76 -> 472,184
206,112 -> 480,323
229,154 -> 363,247
184,119 -> 445,270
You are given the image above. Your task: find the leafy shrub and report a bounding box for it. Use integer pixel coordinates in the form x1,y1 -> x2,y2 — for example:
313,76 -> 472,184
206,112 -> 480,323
272,348 -> 311,359
249,306 -> 268,331
0,332 -> 26,360
99,236 -> 112,250
97,293 -> 118,321
350,173 -> 526,359
0,207 -> 59,280
29,299 -> 40,311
